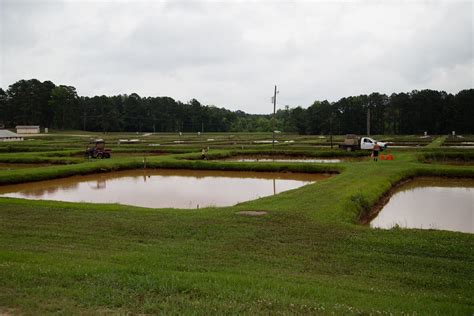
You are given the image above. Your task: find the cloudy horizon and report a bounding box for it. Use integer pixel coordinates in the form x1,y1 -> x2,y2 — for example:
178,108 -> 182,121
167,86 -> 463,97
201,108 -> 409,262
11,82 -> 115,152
1,0 -> 472,114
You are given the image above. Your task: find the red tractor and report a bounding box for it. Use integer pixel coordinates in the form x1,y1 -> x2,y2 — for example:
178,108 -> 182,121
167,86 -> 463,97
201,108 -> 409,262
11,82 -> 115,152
85,139 -> 111,159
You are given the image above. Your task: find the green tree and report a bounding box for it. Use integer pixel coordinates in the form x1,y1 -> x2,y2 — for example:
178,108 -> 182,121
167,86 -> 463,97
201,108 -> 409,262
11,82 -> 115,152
306,100 -> 334,134
49,85 -> 79,130
367,93 -> 388,135
453,89 -> 474,134
123,93 -> 143,132
289,107 -> 308,134
6,79 -> 56,127
0,88 -> 6,126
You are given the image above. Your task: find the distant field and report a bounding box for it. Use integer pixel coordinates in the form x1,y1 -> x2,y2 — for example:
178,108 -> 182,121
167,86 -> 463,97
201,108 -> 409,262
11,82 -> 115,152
0,132 -> 473,314
2,130 -> 461,152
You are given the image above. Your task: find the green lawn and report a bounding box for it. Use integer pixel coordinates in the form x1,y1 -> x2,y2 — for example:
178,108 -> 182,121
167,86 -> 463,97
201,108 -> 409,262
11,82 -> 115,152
0,134 -> 473,314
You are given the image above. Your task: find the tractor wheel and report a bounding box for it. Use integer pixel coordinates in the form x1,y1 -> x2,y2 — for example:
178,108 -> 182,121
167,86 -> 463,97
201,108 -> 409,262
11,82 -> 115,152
97,153 -> 103,159
105,153 -> 110,159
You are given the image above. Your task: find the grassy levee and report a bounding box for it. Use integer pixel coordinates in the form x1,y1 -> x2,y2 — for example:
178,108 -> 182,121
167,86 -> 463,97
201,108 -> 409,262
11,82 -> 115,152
215,148 -> 368,159
0,147 -> 473,314
0,159 -> 141,185
0,151 -> 84,165
0,146 -> 77,153
173,148 -> 369,162
426,135 -> 448,148
417,150 -> 474,163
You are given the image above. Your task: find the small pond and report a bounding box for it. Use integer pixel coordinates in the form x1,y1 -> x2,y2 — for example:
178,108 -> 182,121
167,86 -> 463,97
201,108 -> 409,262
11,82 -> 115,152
0,169 -> 330,209
370,178 -> 474,233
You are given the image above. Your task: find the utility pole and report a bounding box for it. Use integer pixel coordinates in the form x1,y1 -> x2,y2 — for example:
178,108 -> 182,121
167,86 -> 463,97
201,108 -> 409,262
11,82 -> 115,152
367,107 -> 371,136
329,115 -> 333,149
272,85 -> 277,149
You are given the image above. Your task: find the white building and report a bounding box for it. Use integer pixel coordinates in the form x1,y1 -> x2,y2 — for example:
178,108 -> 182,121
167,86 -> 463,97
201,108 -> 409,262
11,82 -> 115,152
0,130 -> 24,142
16,125 -> 40,134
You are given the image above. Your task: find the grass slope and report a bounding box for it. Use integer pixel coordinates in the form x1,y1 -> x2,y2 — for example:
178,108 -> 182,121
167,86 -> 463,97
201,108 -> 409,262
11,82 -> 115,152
426,136 -> 447,148
0,142 -> 473,314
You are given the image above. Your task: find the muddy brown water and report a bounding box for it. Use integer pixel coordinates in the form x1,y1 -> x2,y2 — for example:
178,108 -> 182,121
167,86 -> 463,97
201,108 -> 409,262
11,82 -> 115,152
0,169 -> 330,209
370,178 -> 474,233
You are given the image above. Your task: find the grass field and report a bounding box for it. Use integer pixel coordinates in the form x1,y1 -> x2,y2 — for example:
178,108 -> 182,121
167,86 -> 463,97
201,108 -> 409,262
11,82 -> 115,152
0,132 -> 473,314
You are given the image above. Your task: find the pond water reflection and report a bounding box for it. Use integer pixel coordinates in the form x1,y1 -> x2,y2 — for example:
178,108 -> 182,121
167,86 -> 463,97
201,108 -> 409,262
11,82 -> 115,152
0,169 -> 330,209
370,178 -> 474,233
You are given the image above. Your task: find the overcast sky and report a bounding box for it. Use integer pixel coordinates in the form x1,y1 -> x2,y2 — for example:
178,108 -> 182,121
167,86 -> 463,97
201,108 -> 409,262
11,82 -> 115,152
1,0 -> 472,113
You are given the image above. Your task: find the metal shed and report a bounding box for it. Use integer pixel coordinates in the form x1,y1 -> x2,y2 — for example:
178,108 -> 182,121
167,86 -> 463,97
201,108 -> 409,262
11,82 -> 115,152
16,125 -> 40,134
0,130 -> 24,142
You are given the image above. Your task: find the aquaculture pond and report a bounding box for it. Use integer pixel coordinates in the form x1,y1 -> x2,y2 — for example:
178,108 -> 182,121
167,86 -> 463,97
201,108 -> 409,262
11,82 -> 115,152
0,169 -> 330,209
370,178 -> 474,233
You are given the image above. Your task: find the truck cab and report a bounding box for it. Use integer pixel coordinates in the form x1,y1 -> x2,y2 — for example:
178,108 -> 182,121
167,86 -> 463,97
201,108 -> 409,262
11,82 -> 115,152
338,135 -> 387,151
360,137 -> 386,150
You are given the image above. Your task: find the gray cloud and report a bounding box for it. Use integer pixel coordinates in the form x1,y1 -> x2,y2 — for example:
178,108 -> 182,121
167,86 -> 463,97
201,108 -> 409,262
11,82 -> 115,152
1,0 -> 472,113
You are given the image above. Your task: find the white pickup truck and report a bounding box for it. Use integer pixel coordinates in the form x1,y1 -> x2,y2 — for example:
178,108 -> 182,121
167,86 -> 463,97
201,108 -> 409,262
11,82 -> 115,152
338,134 -> 387,151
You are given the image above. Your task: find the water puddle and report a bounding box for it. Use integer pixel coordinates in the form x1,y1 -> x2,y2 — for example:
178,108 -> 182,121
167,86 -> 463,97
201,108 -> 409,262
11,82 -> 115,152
0,169 -> 330,209
371,178 -> 474,233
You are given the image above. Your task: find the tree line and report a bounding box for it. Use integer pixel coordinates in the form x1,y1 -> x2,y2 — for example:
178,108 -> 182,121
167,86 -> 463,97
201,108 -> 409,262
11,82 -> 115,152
0,79 -> 472,134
